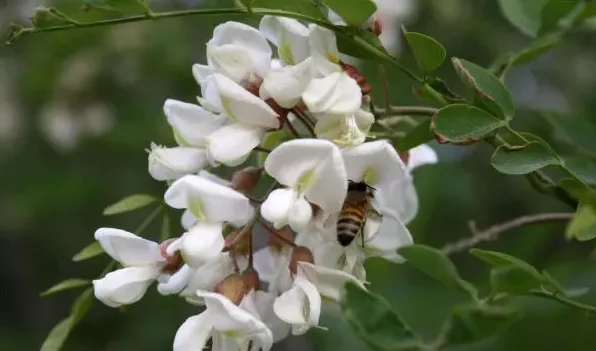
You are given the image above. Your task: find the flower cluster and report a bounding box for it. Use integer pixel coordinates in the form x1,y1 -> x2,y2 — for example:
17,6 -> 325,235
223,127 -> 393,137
92,15 -> 437,351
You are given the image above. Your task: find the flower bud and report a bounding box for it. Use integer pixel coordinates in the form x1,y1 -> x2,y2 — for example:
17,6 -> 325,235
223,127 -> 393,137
159,239 -> 184,274
340,61 -> 371,95
267,228 -> 294,252
369,15 -> 383,36
242,268 -> 260,292
289,246 -> 314,275
399,151 -> 410,165
223,229 -> 250,256
214,273 -> 246,305
231,167 -> 263,193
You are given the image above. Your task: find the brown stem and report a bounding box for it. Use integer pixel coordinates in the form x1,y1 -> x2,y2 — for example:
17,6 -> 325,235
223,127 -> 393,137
291,108 -> 316,137
258,218 -> 297,248
285,115 -> 301,138
442,213 -> 575,255
247,226 -> 254,269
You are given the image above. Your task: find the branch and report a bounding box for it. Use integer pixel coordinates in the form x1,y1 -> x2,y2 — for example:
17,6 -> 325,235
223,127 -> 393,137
374,105 -> 438,119
442,212 -> 574,255
528,290 -> 596,315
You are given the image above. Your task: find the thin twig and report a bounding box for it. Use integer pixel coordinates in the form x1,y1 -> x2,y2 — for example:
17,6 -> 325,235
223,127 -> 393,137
254,146 -> 271,153
442,213 -> 575,255
285,115 -> 301,138
258,218 -> 297,248
291,108 -> 316,137
378,64 -> 392,114
374,105 -> 439,119
528,290 -> 596,315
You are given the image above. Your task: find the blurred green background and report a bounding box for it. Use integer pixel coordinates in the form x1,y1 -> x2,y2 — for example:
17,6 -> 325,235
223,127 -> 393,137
2,0 -> 596,350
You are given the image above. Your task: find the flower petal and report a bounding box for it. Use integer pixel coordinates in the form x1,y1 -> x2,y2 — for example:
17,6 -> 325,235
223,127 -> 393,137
315,109 -> 374,148
408,144 -> 438,170
377,177 -> 419,224
245,290 -> 291,343
342,140 -> 408,186
297,261 -> 365,301
273,276 -> 321,335
288,196 -> 313,233
259,58 -> 313,109
148,145 -> 207,181
92,265 -> 160,307
179,222 -> 225,268
164,99 -> 225,147
157,264 -> 195,295
197,74 -> 223,113
192,64 -> 215,86
213,73 -> 279,129
302,72 -> 361,115
261,188 -> 296,229
208,21 -> 272,81
200,291 -> 273,350
259,16 -> 309,65
94,228 -> 163,266
165,175 -> 253,223
182,254 -> 235,303
308,25 -> 341,77
366,209 -> 413,263
207,124 -> 265,167
173,311 -> 214,351
264,139 -> 347,213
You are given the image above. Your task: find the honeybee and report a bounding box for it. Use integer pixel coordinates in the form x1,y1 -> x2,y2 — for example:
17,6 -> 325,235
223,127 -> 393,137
336,180 -> 381,247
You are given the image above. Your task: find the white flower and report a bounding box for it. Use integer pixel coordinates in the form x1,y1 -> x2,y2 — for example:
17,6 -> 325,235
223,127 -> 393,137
180,253 -> 236,304
241,290 -> 291,343
261,139 -> 347,232
407,144 -> 438,170
204,73 -> 279,166
253,246 -> 294,294
164,175 -> 253,267
174,291 -> 273,351
206,21 -> 272,84
148,100 -> 225,181
273,261 -> 365,335
260,58 -> 313,109
308,25 -> 342,77
259,16 -> 310,65
92,228 -> 189,307
302,71 -> 362,115
314,109 -> 374,147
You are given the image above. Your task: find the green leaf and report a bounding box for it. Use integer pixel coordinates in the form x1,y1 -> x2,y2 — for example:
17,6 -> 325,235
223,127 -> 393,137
160,214 -> 171,241
497,0 -> 551,37
40,288 -> 93,351
539,0 -> 581,35
403,30 -> 446,72
398,245 -> 478,297
491,141 -> 560,175
566,197 -> 596,241
41,279 -> 91,297
562,154 -> 596,186
393,119 -> 432,151
543,112 -> 596,155
40,316 -> 75,351
491,33 -> 562,78
341,283 -> 420,350
558,178 -> 593,200
490,266 -> 543,294
83,0 -> 149,12
578,2 -> 596,21
452,58 -> 515,119
103,194 -> 158,215
321,0 -> 377,26
251,0 -> 327,19
336,28 -> 386,60
72,242 -> 103,262
470,249 -> 544,281
30,7 -> 76,28
431,104 -> 507,144
442,304 -> 522,345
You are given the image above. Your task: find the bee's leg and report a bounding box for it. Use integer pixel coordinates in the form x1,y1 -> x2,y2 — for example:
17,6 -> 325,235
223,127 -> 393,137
367,207 -> 383,220
360,227 -> 365,248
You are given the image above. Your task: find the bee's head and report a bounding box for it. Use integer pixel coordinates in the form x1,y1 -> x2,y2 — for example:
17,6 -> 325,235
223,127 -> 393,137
347,180 -> 376,193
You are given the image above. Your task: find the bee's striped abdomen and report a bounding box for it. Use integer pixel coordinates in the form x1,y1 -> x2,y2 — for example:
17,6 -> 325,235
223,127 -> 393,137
336,203 -> 367,246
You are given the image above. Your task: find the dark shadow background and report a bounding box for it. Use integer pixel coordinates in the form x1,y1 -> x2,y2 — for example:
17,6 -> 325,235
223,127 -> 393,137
2,0 -> 596,350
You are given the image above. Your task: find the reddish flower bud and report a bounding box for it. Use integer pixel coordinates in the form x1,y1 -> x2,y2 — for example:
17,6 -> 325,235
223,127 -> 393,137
223,229 -> 250,256
369,15 -> 383,36
231,167 -> 262,193
159,239 -> 184,274
267,228 -> 295,252
340,61 -> 372,95
289,246 -> 314,275
242,268 -> 260,292
214,273 -> 246,305
399,151 -> 410,165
